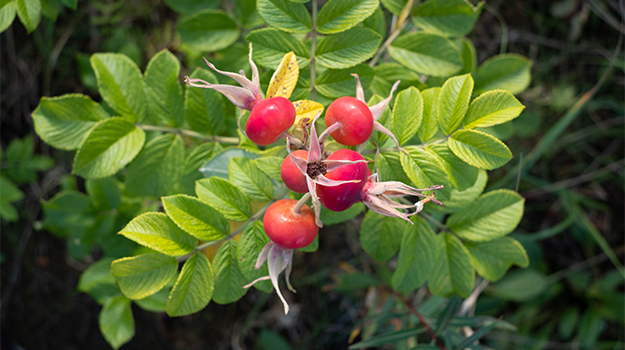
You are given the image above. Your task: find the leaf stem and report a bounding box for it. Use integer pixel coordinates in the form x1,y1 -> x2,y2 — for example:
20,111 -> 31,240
138,124 -> 240,144
310,0 -> 318,101
390,288 -> 447,350
369,0 -> 415,67
177,186 -> 291,262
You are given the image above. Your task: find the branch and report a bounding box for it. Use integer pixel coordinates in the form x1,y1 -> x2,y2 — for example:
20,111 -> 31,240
390,289 -> 447,350
138,124 -> 240,144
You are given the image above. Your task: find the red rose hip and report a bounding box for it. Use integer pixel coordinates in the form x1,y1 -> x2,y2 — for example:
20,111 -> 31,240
317,149 -> 368,211
263,199 -> 318,249
325,96 -> 373,146
246,96 -> 296,146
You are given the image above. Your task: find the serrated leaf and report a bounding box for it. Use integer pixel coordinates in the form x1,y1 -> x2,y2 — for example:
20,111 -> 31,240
167,253 -> 214,316
212,240 -> 248,304
466,237 -> 529,281
392,217 -> 439,291
266,51 -> 299,99
363,6 -> 386,37
447,189 -> 524,242
488,269 -> 547,301
200,148 -> 259,179
360,211 -> 408,261
135,288 -> 169,312
464,90 -> 524,129
195,177 -> 252,221
15,0 -> 41,33
459,37 -> 477,74
448,129 -> 512,170
164,0 -> 220,15
32,94 -> 108,150
41,191 -> 93,237
437,74 -> 473,135
237,221 -> 273,292
0,1 -> 16,34
99,295 -> 134,350
320,202 -> 365,225
162,194 -> 230,241
441,169 -> 487,212
473,54 -> 532,96
177,10 -> 239,52
316,0 -> 379,34
257,0 -> 311,33
120,212 -> 198,256
377,151 -> 410,183
400,146 -> 451,200
380,0 -> 408,15
73,117 -> 146,179
77,258 -> 117,293
86,177 -> 121,211
374,63 -> 425,92
125,134 -> 184,197
392,86 -> 423,145
180,143 -> 222,195
426,143 -> 478,191
316,28 -> 381,69
429,233 -> 474,298
144,49 -> 184,127
111,253 -> 178,300
91,54 -> 147,122
292,99 -> 324,125
0,176 -> 23,203
418,87 -> 440,142
388,32 -> 462,77
316,64 -> 374,98
246,28 -> 310,69
253,156 -> 284,180
412,0 -> 483,37
229,157 -> 274,202
185,68 -> 226,135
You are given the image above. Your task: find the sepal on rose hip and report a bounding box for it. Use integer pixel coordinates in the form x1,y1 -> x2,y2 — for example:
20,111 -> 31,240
184,42 -> 262,110
360,175 -> 444,223
243,242 -> 295,314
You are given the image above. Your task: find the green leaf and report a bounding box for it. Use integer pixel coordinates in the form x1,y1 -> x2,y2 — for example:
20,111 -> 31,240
579,309 -> 603,349
167,253 -> 214,316
120,212 -> 198,256
392,217 -> 439,291
59,0 -> 77,9
447,189 -> 524,242
237,221 -> 273,292
374,63 -> 425,91
177,10 -> 239,52
388,33 -> 462,77
320,202 -> 365,225
135,288 -> 170,312
380,0 -> 408,15
253,156 -> 284,180
473,54 -> 532,96
91,54 -> 147,122
441,169 -> 487,212
363,6 -> 386,38
77,258 -> 117,293
360,211 -> 408,261
315,28 -> 381,69
99,296 -> 135,350
417,87 -> 441,142
257,0 -> 312,33
459,37 -> 477,74
316,64 -> 374,98
447,129 -> 512,170
437,73 -> 473,135
41,0 -> 60,20
15,0 -> 41,33
316,0 -> 379,34
392,86 -> 423,145
164,0 -> 220,15
41,191 -> 93,237
212,240 -> 248,304
464,90 -> 524,129
412,0 -> 483,37
466,237 -> 529,281
144,49 -> 185,127
111,253 -> 178,300
200,148 -> 259,178
229,157 -> 274,202
246,28 -> 310,69
180,143 -> 223,195
559,308 -> 579,339
32,94 -> 109,150
429,233 -> 474,298
426,143 -> 478,191
400,146 -> 451,200
377,151 -> 410,184
162,194 -> 230,241
72,117 -> 145,179
126,134 -> 184,197
86,177 -> 121,211
195,177 -> 252,221
0,1 -> 16,34
185,68 -> 226,135
488,269 -> 547,301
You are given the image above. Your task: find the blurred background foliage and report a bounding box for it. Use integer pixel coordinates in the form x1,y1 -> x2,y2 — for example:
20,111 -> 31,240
1,0 -> 623,349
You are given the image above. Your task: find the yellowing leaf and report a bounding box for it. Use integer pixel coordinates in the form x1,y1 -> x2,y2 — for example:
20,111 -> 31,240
293,100 -> 324,125
266,51 -> 299,99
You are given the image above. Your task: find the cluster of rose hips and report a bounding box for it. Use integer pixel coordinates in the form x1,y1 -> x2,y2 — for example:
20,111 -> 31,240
186,45 -> 442,314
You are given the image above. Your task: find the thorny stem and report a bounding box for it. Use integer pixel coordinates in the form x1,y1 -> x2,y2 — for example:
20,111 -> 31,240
177,186 -> 291,262
369,0 -> 415,67
390,289 -> 447,350
139,124 -> 240,144
293,193 -> 312,214
310,0 -> 318,101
